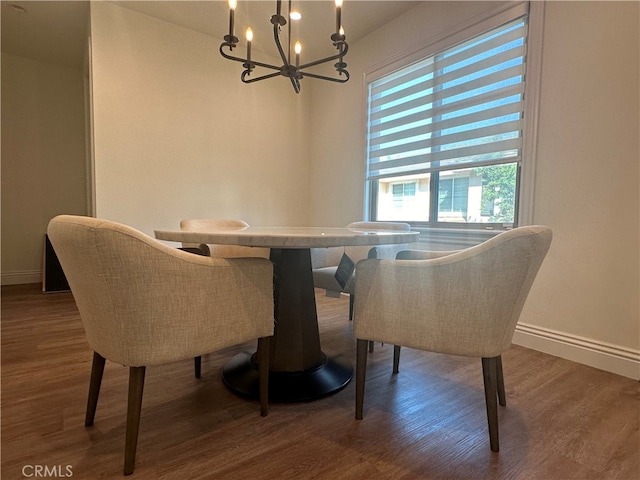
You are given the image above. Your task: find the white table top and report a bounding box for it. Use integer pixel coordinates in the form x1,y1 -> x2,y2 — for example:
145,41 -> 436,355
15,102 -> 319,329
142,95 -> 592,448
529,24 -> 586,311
155,226 -> 419,249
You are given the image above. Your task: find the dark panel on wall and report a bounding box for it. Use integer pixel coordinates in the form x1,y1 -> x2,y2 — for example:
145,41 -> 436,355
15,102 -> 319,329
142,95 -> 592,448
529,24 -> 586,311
42,235 -> 69,293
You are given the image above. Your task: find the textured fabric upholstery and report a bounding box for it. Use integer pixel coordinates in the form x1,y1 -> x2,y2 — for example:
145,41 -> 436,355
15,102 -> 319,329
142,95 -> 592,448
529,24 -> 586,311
312,266 -> 355,294
353,226 -> 551,452
353,226 -> 552,358
310,244 -> 346,270
311,221 -> 412,295
180,218 -> 270,259
344,221 -> 411,263
395,249 -> 461,260
48,215 -> 275,366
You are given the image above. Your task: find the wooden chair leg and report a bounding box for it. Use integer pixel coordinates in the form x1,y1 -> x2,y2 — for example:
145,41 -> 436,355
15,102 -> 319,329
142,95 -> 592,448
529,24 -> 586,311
257,336 -> 270,417
355,339 -> 368,420
124,366 -> 146,475
349,294 -> 354,321
194,356 -> 201,379
85,352 -> 106,427
482,357 -> 499,452
393,345 -> 401,374
496,355 -> 506,406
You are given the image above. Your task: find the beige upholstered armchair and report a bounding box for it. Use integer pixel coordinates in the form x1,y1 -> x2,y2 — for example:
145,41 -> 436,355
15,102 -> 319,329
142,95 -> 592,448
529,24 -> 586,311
353,225 -> 552,452
180,218 -> 270,258
180,218 -> 271,378
311,221 -> 411,320
47,215 -> 275,475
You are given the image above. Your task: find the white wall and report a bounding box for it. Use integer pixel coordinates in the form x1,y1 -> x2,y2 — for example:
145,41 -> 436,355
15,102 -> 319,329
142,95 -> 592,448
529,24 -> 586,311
1,53 -> 87,285
308,0 -> 503,226
517,0 -> 639,377
89,2 -> 312,236
308,1 -> 639,378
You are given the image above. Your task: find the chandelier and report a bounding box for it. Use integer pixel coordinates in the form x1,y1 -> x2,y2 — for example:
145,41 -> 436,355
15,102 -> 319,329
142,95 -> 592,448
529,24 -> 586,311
220,0 -> 349,94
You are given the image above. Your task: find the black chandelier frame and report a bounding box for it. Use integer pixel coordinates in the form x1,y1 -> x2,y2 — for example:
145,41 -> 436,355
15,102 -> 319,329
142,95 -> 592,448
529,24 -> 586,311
220,0 -> 349,94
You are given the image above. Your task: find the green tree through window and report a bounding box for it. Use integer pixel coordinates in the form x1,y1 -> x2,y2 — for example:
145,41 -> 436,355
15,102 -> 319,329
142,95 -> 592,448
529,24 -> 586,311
475,163 -> 517,222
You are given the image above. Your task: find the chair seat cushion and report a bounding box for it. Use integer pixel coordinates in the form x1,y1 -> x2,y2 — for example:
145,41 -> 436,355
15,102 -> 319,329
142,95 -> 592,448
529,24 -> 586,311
312,266 -> 355,294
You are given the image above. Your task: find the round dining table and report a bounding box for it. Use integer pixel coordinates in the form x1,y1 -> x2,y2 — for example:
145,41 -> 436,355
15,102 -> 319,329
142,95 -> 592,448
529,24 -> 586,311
155,225 -> 418,402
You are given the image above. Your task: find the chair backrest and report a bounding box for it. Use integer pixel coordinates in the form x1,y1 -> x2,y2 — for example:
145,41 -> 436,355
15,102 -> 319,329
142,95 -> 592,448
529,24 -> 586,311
47,215 -> 274,366
354,225 -> 552,358
310,222 -> 413,268
180,218 -> 269,258
345,221 -> 412,261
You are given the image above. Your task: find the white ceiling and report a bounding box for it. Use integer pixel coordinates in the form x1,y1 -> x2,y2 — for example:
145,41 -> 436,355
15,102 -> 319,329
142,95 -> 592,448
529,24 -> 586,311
1,1 -> 421,69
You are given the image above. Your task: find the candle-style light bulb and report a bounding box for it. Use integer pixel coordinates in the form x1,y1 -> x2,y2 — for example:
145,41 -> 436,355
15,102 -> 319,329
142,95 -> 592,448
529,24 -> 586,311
228,0 -> 237,41
294,41 -> 301,68
335,0 -> 343,35
246,27 -> 253,65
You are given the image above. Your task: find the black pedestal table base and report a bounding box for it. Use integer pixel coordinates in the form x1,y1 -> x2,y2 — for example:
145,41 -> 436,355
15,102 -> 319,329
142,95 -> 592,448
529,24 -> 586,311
222,350 -> 352,402
221,248 -> 353,402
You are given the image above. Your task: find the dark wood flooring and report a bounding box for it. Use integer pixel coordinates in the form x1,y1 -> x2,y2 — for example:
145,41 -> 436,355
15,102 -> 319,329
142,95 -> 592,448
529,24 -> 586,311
1,284 -> 638,479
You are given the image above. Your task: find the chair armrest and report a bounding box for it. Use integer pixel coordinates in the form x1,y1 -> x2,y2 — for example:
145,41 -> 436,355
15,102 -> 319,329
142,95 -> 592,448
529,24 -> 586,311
77,236 -> 275,366
353,225 -> 551,358
353,253 -> 528,358
395,249 -> 460,260
207,244 -> 270,258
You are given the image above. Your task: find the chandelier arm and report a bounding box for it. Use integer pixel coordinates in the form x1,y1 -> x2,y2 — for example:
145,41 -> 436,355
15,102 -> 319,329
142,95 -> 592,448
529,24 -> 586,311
220,44 -> 282,72
299,70 -> 350,83
248,59 -> 282,71
219,43 -> 243,61
272,17 -> 290,68
338,41 -> 349,62
241,70 -> 283,83
298,43 -> 349,70
290,75 -> 301,94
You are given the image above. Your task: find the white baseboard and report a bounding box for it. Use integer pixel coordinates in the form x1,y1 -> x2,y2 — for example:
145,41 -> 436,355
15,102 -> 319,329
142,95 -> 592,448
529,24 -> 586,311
513,323 -> 640,380
1,270 -> 41,286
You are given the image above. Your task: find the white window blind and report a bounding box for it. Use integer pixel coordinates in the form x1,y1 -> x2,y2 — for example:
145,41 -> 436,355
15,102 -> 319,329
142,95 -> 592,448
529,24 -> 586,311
366,17 -> 529,181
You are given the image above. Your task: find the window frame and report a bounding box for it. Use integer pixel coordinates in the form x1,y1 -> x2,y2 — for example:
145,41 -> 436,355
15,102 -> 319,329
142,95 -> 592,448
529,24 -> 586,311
363,1 -> 544,234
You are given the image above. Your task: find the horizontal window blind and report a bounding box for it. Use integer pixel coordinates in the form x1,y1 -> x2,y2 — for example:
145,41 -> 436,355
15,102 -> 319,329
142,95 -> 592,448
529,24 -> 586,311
367,17 -> 529,181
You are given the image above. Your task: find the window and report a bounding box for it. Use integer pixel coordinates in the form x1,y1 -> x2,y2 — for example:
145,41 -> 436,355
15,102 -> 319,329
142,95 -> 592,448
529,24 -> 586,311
392,182 -> 416,203
439,176 -> 469,216
365,2 -> 540,230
